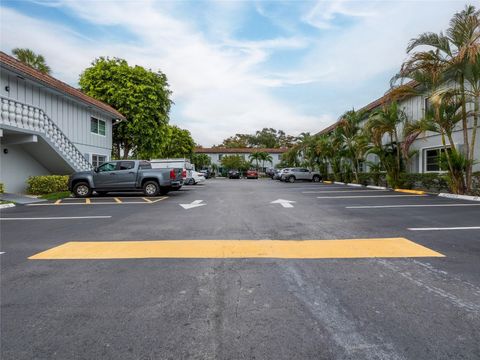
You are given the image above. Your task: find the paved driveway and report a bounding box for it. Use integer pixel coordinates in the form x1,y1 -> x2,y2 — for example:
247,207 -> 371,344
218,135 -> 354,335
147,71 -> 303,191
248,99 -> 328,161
1,179 -> 480,359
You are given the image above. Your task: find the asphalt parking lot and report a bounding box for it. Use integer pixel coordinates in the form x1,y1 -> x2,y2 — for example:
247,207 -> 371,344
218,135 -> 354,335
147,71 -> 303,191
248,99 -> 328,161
1,179 -> 480,359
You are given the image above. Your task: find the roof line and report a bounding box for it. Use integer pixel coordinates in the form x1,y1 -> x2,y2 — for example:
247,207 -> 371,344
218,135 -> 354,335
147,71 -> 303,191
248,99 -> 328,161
0,52 -> 125,120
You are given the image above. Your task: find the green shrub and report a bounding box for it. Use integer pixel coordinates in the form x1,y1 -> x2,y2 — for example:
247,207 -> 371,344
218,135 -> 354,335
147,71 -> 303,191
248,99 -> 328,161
26,175 -> 69,195
398,173 -> 449,192
0,182 -> 4,193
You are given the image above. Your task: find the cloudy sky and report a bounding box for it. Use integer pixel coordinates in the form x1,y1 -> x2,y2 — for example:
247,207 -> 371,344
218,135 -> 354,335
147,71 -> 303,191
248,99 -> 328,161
0,0 -> 465,146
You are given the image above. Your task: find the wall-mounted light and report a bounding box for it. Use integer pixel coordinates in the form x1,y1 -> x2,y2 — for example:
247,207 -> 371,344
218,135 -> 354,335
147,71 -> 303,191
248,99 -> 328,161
4,86 -> 9,92
3,148 -> 8,154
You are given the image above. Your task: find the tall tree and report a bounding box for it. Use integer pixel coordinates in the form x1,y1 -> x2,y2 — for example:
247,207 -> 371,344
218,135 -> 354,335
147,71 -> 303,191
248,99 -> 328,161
405,4 -> 480,192
160,125 -> 195,159
191,153 -> 211,170
12,48 -> 51,74
79,57 -> 172,159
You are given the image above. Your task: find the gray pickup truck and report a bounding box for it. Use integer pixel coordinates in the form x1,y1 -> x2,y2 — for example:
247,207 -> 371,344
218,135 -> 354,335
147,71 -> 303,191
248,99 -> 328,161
68,160 -> 183,197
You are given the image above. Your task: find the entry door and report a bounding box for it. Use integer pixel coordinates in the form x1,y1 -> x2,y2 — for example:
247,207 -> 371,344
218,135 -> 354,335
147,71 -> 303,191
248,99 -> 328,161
93,162 -> 119,189
115,161 -> 137,188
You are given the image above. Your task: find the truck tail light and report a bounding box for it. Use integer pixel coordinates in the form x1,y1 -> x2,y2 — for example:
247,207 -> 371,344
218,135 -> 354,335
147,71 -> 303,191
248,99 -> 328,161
170,169 -> 176,180
182,169 -> 187,179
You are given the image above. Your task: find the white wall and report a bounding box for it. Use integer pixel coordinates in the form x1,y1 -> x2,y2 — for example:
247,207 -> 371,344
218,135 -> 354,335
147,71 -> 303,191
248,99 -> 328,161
0,143 -> 50,193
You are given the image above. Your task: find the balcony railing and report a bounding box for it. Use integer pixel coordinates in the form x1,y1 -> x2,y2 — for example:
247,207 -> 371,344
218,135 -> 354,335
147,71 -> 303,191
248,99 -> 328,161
0,97 -> 92,171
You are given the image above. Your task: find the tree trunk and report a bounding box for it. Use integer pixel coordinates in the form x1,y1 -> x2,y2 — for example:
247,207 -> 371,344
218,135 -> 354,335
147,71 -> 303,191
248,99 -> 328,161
460,77 -> 471,192
467,95 -> 479,194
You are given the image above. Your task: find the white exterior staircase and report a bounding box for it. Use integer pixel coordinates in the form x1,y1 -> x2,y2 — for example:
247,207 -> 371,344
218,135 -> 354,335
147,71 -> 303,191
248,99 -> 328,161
0,97 -> 92,171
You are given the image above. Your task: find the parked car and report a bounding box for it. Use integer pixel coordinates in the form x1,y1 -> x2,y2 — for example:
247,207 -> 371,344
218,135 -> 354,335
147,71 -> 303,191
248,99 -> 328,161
187,171 -> 206,185
266,168 -> 276,178
228,170 -> 241,179
199,169 -> 211,179
246,170 -> 258,179
272,169 -> 283,180
280,168 -> 322,183
68,160 -> 183,197
277,168 -> 291,180
150,158 -> 194,190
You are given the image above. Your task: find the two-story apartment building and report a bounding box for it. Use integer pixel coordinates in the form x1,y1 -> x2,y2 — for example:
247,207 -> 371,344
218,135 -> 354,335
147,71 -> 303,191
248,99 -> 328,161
318,83 -> 479,175
0,52 -> 125,193
194,147 -> 288,172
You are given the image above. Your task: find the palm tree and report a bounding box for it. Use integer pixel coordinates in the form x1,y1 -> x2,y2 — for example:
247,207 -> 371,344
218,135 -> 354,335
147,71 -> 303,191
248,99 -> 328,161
366,102 -> 407,187
338,109 -> 367,183
405,4 -> 480,192
12,48 -> 51,74
248,152 -> 262,170
258,152 -> 273,171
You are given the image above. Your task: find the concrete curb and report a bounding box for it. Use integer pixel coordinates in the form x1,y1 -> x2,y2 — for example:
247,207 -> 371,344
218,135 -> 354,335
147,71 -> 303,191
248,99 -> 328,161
347,183 -> 363,187
323,180 -> 333,184
438,193 -> 480,202
366,185 -> 388,190
334,181 -> 345,185
0,203 -> 16,209
394,189 -> 426,195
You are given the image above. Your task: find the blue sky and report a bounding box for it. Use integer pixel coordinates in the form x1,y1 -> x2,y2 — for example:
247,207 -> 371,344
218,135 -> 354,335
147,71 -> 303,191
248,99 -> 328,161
0,0 -> 465,146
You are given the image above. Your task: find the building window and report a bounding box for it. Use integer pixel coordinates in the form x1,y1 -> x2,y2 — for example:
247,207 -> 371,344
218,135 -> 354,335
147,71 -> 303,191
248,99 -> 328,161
92,154 -> 107,168
91,117 -> 106,136
278,154 -> 282,160
218,154 -> 224,160
425,148 -> 448,172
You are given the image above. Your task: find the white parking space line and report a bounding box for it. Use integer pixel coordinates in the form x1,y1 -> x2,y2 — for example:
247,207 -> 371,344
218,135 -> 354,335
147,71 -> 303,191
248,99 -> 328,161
0,216 -> 112,220
347,204 -> 480,209
303,190 -> 388,194
317,194 -> 426,199
408,226 -> 480,231
0,252 -> 5,255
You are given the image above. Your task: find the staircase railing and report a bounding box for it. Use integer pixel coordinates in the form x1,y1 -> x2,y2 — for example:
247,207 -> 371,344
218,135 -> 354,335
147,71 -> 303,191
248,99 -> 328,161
0,97 -> 92,171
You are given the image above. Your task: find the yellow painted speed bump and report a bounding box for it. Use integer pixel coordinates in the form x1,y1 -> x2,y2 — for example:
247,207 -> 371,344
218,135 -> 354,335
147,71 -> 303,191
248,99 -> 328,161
29,238 -> 444,260
394,189 -> 426,195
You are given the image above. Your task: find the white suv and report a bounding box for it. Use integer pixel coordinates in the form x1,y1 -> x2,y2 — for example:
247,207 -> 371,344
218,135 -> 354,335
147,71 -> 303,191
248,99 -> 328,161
280,168 -> 322,183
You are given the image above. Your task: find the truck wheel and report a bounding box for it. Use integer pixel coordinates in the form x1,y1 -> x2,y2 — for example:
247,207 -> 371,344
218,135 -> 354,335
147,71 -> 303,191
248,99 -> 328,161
143,181 -> 159,196
288,176 -> 296,183
312,175 -> 320,182
73,182 -> 92,198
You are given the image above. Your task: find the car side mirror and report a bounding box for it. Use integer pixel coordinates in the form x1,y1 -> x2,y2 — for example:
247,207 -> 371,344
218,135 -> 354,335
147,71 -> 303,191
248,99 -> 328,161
94,167 -> 99,172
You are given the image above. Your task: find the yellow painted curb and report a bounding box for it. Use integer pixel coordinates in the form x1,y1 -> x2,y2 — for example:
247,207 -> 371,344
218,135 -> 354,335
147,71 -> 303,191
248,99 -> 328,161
394,189 -> 426,195
323,181 -> 333,184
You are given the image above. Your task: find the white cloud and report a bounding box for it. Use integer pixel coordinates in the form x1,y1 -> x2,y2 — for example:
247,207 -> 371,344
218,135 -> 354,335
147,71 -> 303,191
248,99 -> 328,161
1,2 -> 328,145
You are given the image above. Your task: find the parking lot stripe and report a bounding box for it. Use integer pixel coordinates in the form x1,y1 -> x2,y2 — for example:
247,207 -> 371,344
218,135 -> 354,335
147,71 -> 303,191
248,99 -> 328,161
1,216 -> 112,221
408,226 -> 480,231
317,194 -> 426,199
28,238 -> 444,260
85,198 -> 91,204
114,197 -> 122,203
303,190 -> 388,194
142,197 -> 153,203
347,204 -> 480,209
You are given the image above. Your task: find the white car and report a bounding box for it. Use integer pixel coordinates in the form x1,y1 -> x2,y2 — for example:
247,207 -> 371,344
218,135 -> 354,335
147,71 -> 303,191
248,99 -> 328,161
187,171 -> 206,185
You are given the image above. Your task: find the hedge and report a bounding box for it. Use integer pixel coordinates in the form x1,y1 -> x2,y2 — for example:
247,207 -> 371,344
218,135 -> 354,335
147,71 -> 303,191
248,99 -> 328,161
0,182 -> 4,194
26,175 -> 69,195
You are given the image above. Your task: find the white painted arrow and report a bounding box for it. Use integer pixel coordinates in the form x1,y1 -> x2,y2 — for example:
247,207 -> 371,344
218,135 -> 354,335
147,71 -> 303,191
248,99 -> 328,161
180,200 -> 206,210
271,199 -> 295,208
